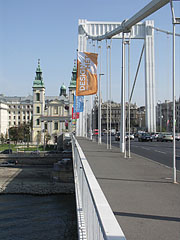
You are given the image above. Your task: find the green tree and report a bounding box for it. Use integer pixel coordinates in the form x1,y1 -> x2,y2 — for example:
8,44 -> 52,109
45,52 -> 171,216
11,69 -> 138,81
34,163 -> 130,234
9,123 -> 31,144
9,127 -> 19,144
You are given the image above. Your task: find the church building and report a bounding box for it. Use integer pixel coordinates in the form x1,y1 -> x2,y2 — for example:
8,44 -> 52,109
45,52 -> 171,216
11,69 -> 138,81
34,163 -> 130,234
0,60 -> 77,144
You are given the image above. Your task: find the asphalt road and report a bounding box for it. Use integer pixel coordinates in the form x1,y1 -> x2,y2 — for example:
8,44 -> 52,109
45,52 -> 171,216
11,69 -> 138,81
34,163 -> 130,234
101,135 -> 180,171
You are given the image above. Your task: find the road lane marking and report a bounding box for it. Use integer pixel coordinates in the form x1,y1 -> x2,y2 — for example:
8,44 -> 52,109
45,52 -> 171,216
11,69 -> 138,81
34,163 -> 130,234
154,150 -> 166,154
141,147 -> 150,150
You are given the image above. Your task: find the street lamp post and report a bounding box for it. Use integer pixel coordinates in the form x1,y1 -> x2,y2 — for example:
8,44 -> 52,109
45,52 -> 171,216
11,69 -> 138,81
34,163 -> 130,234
98,73 -> 104,144
158,100 -> 163,132
170,0 -> 180,184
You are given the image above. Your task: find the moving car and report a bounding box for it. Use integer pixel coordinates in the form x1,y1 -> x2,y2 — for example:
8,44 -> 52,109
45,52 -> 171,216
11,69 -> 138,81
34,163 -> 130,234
175,133 -> 180,141
126,132 -> 134,140
115,132 -> 120,141
138,133 -> 153,142
157,133 -> 173,142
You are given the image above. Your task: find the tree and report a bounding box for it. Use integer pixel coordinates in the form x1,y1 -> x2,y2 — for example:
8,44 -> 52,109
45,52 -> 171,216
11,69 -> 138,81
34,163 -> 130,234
45,132 -> 51,145
9,123 -> 31,144
0,133 -> 5,144
9,127 -> 19,144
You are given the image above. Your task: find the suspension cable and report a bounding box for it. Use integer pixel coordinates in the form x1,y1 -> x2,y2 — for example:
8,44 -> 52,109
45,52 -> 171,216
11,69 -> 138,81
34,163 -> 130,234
106,40 -> 109,149
109,40 -> 112,149
151,26 -> 180,37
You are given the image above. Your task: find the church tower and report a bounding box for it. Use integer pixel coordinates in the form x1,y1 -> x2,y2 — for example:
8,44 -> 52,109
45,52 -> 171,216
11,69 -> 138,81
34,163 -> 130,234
32,59 -> 45,143
69,60 -> 77,116
60,83 -> 67,97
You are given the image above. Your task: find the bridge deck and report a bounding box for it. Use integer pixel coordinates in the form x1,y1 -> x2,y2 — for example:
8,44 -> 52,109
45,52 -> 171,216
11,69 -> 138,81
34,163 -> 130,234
77,137 -> 180,240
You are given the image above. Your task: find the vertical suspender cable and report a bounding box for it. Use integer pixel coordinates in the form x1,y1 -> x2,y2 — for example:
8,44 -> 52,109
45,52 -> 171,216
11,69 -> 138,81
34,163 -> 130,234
106,40 -> 109,149
124,40 -> 127,159
109,40 -> 112,149
170,0 -> 177,184
98,42 -> 102,144
128,37 -> 131,158
120,33 -> 125,153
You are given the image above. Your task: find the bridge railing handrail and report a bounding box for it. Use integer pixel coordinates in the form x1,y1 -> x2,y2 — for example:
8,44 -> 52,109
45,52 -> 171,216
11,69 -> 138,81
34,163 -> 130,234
72,135 -> 126,240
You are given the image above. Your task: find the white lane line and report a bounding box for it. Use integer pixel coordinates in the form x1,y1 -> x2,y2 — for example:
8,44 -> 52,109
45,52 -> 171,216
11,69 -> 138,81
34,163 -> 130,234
141,147 -> 150,150
154,150 -> 166,154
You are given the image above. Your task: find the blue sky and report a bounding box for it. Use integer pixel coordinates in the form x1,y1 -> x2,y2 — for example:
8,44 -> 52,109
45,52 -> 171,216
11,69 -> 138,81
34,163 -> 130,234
0,0 -> 179,106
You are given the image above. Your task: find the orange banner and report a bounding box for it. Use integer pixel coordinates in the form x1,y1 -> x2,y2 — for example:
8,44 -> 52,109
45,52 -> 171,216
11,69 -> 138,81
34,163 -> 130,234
76,52 -> 98,96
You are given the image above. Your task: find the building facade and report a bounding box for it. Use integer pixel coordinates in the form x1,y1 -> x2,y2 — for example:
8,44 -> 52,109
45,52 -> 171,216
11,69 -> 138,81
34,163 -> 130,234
0,60 -> 76,143
156,100 -> 180,133
92,99 -> 146,133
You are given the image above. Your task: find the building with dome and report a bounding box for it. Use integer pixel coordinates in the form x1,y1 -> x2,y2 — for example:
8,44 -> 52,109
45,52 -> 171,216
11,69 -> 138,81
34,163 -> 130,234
0,60 -> 76,144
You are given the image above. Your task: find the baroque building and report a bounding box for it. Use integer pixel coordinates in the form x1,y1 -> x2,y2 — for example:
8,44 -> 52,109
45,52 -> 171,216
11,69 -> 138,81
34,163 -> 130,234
0,60 -> 76,143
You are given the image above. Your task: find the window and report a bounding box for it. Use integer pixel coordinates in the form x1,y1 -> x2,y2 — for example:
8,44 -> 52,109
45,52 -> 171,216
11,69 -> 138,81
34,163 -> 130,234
37,119 -> 40,125
18,116 -> 20,120
14,116 -> 16,120
54,122 -> 58,130
24,116 -> 26,120
54,106 -> 58,114
45,123 -> 47,130
37,106 -> 40,113
18,111 -> 20,114
36,93 -> 40,101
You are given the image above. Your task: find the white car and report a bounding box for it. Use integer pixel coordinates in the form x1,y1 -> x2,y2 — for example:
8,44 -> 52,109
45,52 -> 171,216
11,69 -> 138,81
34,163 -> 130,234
126,133 -> 134,140
175,133 -> 180,141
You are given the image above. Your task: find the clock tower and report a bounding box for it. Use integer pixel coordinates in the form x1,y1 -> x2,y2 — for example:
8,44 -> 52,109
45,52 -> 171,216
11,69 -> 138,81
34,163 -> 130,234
32,59 -> 45,143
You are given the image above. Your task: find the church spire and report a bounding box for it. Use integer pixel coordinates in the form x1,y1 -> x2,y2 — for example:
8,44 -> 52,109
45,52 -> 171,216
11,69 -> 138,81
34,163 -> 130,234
33,59 -> 44,88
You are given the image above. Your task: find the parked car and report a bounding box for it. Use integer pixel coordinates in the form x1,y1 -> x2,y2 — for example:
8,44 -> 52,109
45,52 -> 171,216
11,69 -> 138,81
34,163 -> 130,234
138,133 -> 153,142
31,150 -> 40,155
157,133 -> 173,142
0,160 -> 17,166
0,149 -> 12,154
175,133 -> 180,141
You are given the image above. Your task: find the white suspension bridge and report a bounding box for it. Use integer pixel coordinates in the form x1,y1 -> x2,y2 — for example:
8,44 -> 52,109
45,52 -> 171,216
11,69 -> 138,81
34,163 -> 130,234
72,0 -> 180,239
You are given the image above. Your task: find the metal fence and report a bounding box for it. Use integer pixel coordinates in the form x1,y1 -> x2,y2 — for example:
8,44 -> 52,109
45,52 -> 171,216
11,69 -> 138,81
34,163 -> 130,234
72,135 -> 126,240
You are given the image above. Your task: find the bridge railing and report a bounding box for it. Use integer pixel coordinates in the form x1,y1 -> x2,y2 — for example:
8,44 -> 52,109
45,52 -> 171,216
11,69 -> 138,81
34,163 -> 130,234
72,135 -> 126,240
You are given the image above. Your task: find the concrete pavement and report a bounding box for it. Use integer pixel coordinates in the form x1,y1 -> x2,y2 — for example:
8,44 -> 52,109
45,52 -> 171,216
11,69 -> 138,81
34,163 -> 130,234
77,137 -> 180,240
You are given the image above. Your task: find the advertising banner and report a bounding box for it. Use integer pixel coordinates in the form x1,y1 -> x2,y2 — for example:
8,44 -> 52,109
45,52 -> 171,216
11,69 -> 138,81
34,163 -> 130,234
73,95 -> 84,112
72,107 -> 79,119
76,52 -> 98,96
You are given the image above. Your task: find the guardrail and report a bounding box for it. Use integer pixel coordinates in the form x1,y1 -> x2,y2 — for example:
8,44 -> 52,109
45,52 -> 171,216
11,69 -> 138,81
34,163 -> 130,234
72,135 -> 126,240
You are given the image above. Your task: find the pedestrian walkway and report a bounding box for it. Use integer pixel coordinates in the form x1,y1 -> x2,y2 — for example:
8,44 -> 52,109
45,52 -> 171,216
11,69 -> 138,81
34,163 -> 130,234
77,137 -> 180,240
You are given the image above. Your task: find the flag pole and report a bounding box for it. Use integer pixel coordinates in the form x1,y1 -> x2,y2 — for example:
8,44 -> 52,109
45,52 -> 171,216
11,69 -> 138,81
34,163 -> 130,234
75,50 -> 78,137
